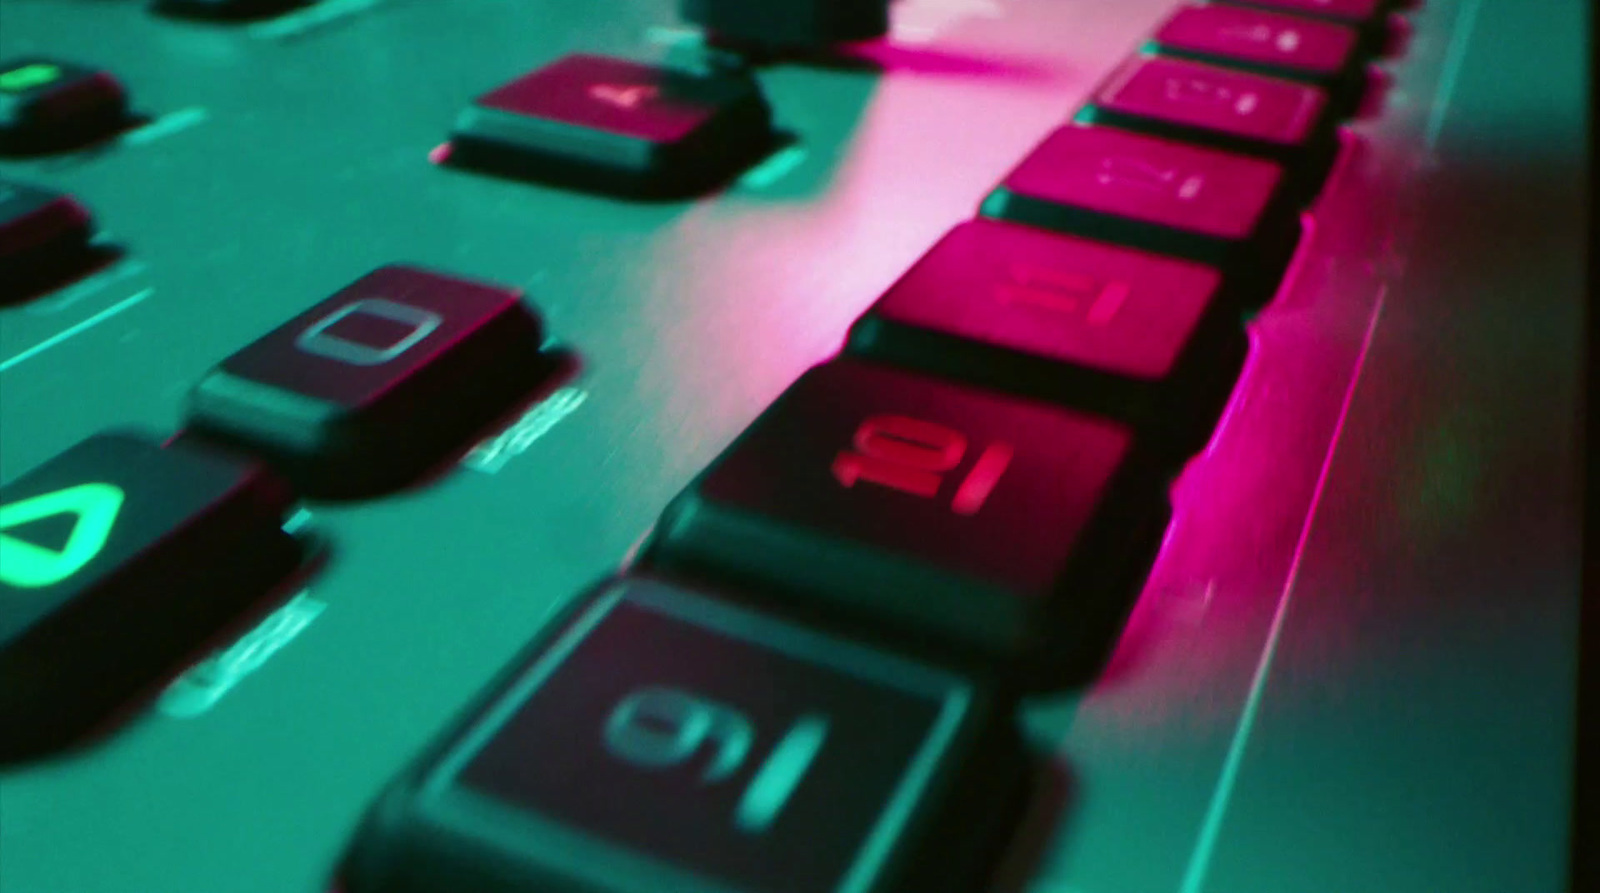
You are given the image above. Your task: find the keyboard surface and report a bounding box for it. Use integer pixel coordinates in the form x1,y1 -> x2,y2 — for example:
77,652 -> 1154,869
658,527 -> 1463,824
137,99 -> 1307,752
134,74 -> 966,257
0,1 -> 1588,892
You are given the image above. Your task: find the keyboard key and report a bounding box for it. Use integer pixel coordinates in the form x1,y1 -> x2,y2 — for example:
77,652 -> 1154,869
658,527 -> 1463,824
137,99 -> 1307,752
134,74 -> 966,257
682,0 -> 891,48
1226,0 -> 1392,54
0,431 -> 306,761
981,124 -> 1300,294
1150,4 -> 1366,116
1229,0 -> 1384,21
151,0 -> 304,19
1079,55 -> 1338,201
644,358 -> 1169,679
185,265 -> 545,496
342,578 -> 1026,893
0,58 -> 128,153
847,220 -> 1248,457
0,179 -> 94,302
447,54 -> 774,197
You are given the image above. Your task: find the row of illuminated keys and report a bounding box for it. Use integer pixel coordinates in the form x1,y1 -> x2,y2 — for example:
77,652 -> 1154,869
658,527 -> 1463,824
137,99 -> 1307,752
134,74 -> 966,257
342,3 -> 1416,893
0,2 -> 1412,891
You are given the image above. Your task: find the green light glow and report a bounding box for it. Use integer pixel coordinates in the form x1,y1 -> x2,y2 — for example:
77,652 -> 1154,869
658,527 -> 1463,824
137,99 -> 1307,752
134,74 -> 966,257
0,483 -> 124,588
0,63 -> 62,93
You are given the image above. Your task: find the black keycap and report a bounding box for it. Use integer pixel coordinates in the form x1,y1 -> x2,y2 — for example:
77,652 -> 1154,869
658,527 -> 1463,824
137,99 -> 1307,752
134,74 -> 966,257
0,58 -> 128,153
185,265 -> 545,497
342,578 -> 1026,893
847,220 -> 1248,459
0,179 -> 94,302
447,54 -> 774,197
644,358 -> 1169,682
0,431 -> 306,762
151,0 -> 304,20
1078,55 -> 1338,203
682,0 -> 891,48
1149,3 -> 1367,117
980,124 -> 1300,298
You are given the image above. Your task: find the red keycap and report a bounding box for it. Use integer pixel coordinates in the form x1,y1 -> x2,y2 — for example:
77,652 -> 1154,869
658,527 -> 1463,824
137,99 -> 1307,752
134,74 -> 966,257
1096,55 -> 1326,146
1082,56 -> 1339,201
1151,4 -> 1367,116
982,125 -> 1300,289
1155,4 -> 1360,75
847,220 -> 1248,458
1234,0 -> 1382,22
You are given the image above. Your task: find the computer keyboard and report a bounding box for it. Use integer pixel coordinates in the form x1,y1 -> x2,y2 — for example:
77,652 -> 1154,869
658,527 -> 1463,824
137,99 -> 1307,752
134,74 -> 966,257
0,1 -> 1587,892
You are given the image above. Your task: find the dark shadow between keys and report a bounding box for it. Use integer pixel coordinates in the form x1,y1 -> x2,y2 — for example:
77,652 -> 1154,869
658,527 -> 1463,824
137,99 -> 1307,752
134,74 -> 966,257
0,243 -> 125,307
181,340 -> 577,502
438,131 -> 797,204
0,524 -> 331,768
638,482 -> 1170,696
0,114 -> 152,160
983,757 -> 1076,893
148,0 -> 313,23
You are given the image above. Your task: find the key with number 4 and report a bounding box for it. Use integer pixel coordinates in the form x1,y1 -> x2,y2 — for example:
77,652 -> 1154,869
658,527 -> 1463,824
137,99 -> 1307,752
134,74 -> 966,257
340,578 -> 1027,893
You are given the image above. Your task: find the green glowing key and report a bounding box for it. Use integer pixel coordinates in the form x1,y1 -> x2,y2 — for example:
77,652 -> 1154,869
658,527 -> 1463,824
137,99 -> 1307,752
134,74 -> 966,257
342,578 -> 1031,893
0,63 -> 62,94
0,431 -> 308,763
0,481 -> 124,588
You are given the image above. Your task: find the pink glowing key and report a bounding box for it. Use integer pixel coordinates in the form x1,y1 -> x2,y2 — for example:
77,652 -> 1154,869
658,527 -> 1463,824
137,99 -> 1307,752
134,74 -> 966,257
1154,4 -> 1360,75
848,220 -> 1249,450
1234,0 -> 1382,23
856,220 -> 1226,382
993,124 -> 1283,240
1095,56 -> 1327,147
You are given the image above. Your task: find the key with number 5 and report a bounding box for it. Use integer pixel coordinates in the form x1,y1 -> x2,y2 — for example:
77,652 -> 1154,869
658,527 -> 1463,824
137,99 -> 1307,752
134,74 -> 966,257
339,578 -> 1028,893
644,358 -> 1170,685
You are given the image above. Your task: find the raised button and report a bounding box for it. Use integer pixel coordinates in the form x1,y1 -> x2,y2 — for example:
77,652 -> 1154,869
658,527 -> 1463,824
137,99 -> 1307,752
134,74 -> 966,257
185,265 -> 546,496
0,58 -> 128,153
342,578 -> 1025,893
151,0 -> 304,19
681,0 -> 891,48
1150,4 -> 1366,115
447,54 -> 774,197
0,179 -> 94,302
1079,55 -> 1338,202
847,220 -> 1248,459
981,124 -> 1300,295
644,358 -> 1168,681
0,431 -> 306,762
1226,0 -> 1393,55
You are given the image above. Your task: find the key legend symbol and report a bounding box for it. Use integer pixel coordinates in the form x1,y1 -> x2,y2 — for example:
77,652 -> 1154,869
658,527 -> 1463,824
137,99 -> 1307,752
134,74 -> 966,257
1163,77 -> 1259,116
994,264 -> 1132,325
0,63 -> 62,94
588,83 -> 660,110
0,483 -> 123,588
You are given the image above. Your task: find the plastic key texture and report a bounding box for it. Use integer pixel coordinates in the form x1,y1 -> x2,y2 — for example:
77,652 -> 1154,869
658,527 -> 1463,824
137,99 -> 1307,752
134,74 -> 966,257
1149,3 -> 1366,115
847,220 -> 1248,459
0,179 -> 94,301
981,124 -> 1300,298
0,431 -> 305,762
1079,55 -> 1338,201
341,577 -> 1026,893
448,54 -> 774,197
680,0 -> 892,49
0,57 -> 128,153
645,357 -> 1169,682
185,264 -> 545,497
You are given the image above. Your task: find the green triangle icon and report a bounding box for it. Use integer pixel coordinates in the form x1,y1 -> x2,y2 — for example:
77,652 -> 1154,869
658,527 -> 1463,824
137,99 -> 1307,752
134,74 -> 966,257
0,483 -> 125,589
